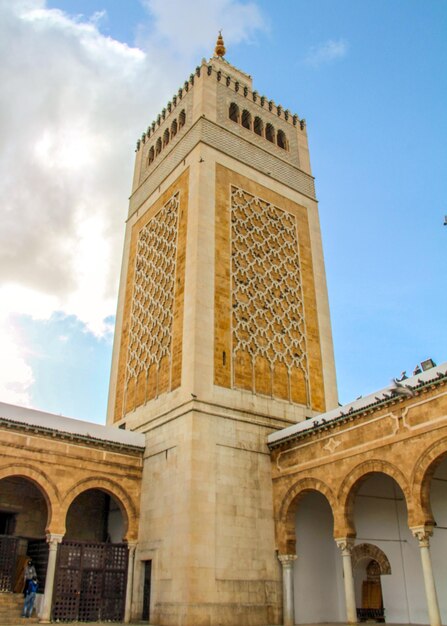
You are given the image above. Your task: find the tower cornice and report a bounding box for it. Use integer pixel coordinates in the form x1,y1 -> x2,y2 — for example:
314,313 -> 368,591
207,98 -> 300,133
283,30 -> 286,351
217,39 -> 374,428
129,116 -> 316,220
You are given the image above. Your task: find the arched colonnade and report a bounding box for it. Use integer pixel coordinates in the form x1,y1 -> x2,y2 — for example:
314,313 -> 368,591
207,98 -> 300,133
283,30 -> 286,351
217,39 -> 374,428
0,421 -> 143,624
270,378 -> 447,626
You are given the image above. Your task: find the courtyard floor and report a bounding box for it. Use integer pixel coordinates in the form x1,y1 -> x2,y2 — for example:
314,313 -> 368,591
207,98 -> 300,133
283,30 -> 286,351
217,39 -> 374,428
6,622 -> 428,626
0,617 -> 427,626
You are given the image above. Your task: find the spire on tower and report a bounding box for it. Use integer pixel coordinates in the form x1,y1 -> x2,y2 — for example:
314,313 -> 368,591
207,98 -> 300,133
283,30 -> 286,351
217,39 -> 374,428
214,31 -> 226,58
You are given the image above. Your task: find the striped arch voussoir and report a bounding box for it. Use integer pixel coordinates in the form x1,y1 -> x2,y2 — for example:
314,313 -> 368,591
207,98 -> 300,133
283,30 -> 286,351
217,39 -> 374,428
0,463 -> 61,532
280,477 -> 336,522
351,543 -> 392,575
338,460 -> 412,531
412,438 -> 447,526
61,476 -> 139,542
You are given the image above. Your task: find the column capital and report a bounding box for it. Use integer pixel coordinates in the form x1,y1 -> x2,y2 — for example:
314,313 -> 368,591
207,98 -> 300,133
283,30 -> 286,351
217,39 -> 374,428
46,532 -> 64,545
411,525 -> 434,547
335,537 -> 355,555
278,553 -> 297,566
126,541 -> 137,554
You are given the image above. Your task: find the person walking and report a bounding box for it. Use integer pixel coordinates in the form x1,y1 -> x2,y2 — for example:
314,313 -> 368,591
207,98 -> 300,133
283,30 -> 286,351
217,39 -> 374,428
22,575 -> 38,618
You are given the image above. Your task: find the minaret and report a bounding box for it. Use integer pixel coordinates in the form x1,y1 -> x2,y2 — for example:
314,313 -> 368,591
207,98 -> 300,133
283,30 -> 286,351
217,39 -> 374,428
107,34 -> 337,625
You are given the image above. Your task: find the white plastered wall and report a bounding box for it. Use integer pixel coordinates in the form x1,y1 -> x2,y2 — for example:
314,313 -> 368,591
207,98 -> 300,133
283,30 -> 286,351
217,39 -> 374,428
293,492 -> 344,623
294,470 -> 447,625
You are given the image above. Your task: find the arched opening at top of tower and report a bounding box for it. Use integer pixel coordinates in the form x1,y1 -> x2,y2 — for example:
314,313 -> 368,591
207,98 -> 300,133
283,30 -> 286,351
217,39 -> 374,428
241,109 -> 252,130
277,129 -> 288,150
254,116 -> 263,136
229,102 -> 239,123
178,109 -> 186,129
265,123 -> 275,143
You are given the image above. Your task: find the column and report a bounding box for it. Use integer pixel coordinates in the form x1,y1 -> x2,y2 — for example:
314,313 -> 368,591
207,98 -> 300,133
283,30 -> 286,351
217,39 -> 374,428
278,554 -> 297,626
124,542 -> 137,623
39,532 -> 64,624
335,538 -> 357,624
411,526 -> 441,626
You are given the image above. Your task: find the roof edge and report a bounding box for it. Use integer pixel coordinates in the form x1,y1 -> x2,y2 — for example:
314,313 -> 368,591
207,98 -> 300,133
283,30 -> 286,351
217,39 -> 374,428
268,362 -> 447,449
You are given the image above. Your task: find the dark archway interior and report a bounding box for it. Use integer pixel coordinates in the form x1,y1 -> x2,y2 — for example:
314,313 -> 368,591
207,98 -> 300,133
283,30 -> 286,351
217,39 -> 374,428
0,477 -> 47,539
65,489 -> 125,543
0,476 -> 49,592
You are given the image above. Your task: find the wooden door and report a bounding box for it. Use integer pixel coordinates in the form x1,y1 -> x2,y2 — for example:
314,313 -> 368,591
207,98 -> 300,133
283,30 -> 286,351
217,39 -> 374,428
142,560 -> 152,621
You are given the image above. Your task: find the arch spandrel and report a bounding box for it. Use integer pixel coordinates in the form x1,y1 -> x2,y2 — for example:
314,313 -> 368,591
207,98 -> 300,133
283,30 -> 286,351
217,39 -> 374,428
411,437 -> 447,526
61,476 -> 139,542
0,462 -> 61,533
338,460 -> 413,533
277,477 -> 337,554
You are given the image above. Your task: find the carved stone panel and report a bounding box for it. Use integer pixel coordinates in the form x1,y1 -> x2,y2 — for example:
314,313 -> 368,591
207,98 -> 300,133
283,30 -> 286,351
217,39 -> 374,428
230,185 -> 309,402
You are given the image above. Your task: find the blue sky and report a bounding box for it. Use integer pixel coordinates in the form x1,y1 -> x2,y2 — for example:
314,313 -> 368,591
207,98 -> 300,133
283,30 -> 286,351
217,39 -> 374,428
0,0 -> 446,422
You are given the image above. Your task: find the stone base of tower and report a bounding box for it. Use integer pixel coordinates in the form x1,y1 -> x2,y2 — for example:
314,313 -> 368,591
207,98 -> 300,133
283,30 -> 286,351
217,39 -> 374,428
130,401 -> 284,626
151,600 -> 281,626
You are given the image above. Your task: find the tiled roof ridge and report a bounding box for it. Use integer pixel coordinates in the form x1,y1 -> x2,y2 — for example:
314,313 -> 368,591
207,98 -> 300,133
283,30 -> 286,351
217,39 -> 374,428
268,363 -> 447,449
0,414 -> 145,453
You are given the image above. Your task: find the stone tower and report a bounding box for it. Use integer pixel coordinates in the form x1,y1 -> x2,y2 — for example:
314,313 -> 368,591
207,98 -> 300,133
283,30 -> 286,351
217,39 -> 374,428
107,35 -> 337,626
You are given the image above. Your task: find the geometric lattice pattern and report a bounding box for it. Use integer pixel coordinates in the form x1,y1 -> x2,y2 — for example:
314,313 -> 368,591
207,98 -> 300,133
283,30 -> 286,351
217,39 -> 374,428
125,193 -> 179,385
0,536 -> 18,592
52,542 -> 128,622
231,185 -> 308,374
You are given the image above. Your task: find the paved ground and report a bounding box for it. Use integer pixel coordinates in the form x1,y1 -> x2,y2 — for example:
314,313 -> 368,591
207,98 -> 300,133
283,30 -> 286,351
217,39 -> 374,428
0,618 -> 427,626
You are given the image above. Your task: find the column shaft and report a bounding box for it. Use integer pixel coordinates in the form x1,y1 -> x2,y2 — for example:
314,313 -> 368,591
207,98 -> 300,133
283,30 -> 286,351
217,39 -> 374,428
39,533 -> 64,624
124,544 -> 136,623
336,539 -> 357,624
278,554 -> 296,626
412,528 -> 441,626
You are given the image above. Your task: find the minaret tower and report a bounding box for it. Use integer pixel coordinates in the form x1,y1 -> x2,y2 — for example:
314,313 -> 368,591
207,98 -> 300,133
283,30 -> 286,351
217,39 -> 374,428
108,34 -> 337,625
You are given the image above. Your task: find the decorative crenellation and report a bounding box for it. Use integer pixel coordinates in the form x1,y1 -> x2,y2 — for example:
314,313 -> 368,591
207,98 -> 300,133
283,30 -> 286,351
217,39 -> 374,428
231,186 -> 309,393
136,58 -> 305,152
143,107 -> 187,170
124,194 -> 179,396
136,65 -> 201,151
210,59 -> 305,130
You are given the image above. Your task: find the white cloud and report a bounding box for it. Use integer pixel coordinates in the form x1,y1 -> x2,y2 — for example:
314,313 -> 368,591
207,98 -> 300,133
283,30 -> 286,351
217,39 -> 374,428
140,0 -> 266,58
0,0 -> 266,403
304,38 -> 349,68
0,309 -> 35,406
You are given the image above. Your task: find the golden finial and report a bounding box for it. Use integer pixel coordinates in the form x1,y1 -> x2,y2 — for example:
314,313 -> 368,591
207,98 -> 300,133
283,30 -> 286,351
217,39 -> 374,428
214,30 -> 226,58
